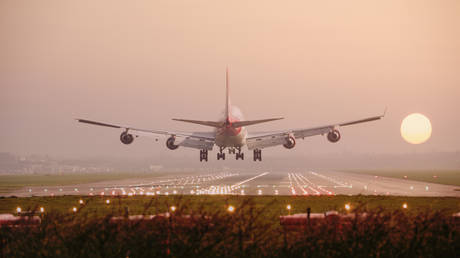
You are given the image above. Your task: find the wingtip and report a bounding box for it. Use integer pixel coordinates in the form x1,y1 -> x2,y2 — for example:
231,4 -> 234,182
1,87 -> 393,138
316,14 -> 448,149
382,107 -> 388,117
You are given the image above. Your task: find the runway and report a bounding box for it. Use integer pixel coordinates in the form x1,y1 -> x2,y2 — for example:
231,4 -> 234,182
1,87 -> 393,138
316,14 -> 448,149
6,170 -> 460,197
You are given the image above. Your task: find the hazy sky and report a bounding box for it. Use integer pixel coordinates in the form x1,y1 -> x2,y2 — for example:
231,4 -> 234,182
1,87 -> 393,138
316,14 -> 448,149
1,0 -> 459,159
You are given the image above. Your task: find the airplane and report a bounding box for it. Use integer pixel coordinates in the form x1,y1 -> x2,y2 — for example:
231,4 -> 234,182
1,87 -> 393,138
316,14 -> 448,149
77,68 -> 385,162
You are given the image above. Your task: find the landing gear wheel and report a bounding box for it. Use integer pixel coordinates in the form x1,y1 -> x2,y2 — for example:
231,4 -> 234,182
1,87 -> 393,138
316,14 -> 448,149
236,152 -> 244,160
200,150 -> 208,162
217,147 -> 226,160
217,152 -> 226,160
253,149 -> 262,161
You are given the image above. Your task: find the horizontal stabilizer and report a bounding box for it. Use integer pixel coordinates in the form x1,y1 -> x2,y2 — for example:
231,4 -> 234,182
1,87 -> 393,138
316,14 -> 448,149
231,118 -> 283,128
172,119 -> 223,128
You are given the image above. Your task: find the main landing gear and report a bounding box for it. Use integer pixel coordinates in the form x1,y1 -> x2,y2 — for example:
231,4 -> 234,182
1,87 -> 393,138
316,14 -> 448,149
235,147 -> 244,160
253,149 -> 262,161
199,147 -> 258,161
217,147 -> 226,160
200,149 -> 208,162
210,147 -> 245,161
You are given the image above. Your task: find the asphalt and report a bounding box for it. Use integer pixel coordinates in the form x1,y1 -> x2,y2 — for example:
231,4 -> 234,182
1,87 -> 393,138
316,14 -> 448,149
6,170 -> 460,197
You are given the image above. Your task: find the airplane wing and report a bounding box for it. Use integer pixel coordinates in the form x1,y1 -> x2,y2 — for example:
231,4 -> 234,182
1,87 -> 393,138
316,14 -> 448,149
246,112 -> 385,150
76,119 -> 215,150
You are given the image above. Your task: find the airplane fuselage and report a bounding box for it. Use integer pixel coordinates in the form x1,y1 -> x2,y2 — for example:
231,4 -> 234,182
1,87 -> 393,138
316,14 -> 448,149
214,115 -> 247,148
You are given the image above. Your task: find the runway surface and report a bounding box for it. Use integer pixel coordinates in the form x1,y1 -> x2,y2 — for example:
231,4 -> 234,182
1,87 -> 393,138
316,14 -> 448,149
6,170 -> 460,197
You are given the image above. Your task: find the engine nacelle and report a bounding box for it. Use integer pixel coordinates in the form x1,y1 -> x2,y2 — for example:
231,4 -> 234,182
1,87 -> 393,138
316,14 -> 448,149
166,136 -> 179,150
120,131 -> 134,144
327,129 -> 341,143
283,136 -> 296,149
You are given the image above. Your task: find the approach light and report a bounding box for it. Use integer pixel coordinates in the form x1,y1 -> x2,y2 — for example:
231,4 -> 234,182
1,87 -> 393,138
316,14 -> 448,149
345,203 -> 351,211
286,204 -> 291,210
16,207 -> 21,213
79,199 -> 84,205
402,203 -> 408,209
40,207 -> 45,213
72,207 -> 77,212
106,199 -> 110,204
227,205 -> 235,213
170,206 -> 176,212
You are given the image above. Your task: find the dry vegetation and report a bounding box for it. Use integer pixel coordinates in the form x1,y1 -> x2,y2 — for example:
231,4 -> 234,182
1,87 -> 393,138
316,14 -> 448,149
1,197 -> 458,257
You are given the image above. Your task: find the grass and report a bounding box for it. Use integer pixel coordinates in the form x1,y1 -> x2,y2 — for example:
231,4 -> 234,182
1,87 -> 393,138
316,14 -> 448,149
344,170 -> 460,187
1,195 -> 459,217
1,195 -> 459,257
0,172 -> 164,194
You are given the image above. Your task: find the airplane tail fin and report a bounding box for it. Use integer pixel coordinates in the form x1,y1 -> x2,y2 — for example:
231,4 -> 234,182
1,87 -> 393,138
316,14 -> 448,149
231,118 -> 284,128
171,119 -> 223,128
225,67 -> 231,122
172,117 -> 284,128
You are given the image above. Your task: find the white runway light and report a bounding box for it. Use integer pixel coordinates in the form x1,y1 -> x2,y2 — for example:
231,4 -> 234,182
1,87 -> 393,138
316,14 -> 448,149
345,203 -> 351,211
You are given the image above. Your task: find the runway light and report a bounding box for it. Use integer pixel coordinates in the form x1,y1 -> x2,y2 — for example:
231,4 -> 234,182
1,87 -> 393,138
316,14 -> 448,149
40,207 -> 45,213
16,207 -> 21,213
227,205 -> 235,213
170,206 -> 176,212
402,203 -> 408,209
72,207 -> 77,212
345,203 -> 351,211
106,199 -> 110,204
79,199 -> 84,205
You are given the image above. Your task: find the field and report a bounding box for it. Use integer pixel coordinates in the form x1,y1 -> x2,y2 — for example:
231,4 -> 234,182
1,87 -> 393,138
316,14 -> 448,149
1,195 -> 459,217
1,195 -> 459,257
345,170 -> 460,186
0,172 -> 162,194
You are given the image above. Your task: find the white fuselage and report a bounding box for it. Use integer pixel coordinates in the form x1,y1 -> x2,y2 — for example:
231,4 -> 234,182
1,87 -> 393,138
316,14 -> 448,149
214,108 -> 247,148
214,126 -> 247,147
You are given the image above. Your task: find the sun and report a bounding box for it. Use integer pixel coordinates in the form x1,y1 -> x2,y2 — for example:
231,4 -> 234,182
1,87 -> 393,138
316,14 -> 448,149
400,113 -> 432,144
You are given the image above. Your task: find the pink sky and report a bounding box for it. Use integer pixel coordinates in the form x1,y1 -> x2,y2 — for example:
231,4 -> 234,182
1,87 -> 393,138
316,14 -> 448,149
1,0 -> 459,158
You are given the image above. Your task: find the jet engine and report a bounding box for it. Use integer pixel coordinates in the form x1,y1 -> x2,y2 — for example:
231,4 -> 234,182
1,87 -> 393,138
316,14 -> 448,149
120,131 -> 134,144
327,129 -> 341,143
166,136 -> 179,150
283,136 -> 296,149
